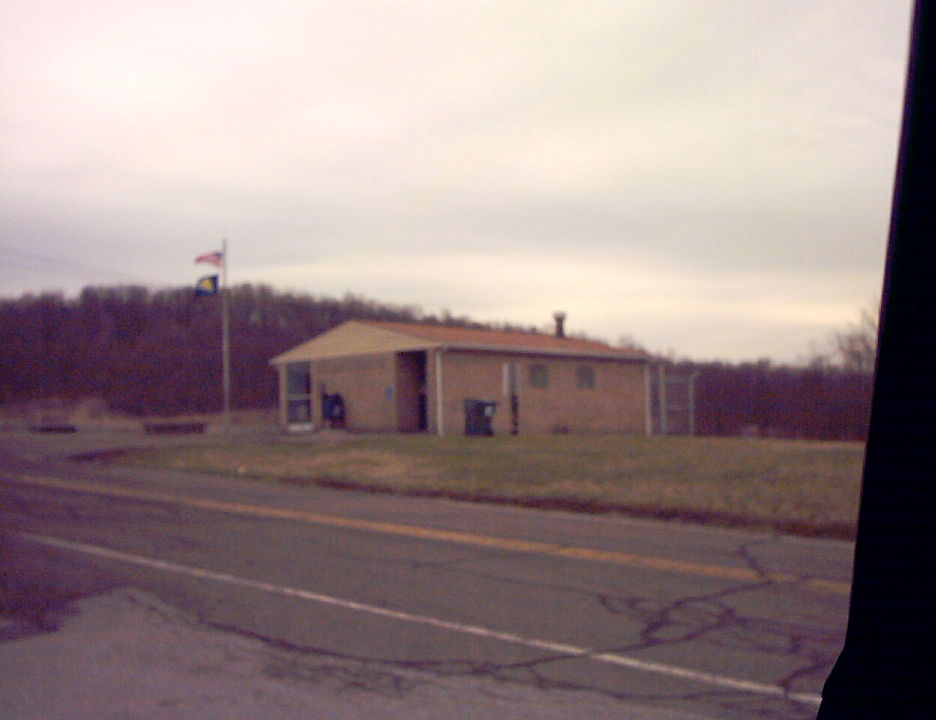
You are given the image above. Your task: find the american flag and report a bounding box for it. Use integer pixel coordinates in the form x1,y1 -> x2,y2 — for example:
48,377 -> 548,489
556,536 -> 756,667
195,251 -> 223,267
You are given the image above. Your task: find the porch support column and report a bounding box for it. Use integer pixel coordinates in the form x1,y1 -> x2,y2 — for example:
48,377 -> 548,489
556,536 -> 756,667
435,348 -> 445,436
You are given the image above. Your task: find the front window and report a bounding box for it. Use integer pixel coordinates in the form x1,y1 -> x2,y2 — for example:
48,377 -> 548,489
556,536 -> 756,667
529,363 -> 549,389
577,365 -> 596,389
285,363 -> 311,423
286,363 -> 311,395
287,398 -> 311,423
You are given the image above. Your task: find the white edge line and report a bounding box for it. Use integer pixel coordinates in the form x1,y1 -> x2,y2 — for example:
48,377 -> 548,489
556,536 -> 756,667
18,532 -> 822,707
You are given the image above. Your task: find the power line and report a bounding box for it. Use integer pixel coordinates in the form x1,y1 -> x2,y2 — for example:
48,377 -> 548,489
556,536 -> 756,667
0,244 -> 158,285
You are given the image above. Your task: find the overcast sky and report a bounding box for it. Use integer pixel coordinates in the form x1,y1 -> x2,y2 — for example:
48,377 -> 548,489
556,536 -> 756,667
0,0 -> 914,362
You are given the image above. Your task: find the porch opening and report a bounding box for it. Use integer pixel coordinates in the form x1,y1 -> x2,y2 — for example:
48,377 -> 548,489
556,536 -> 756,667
397,351 -> 428,432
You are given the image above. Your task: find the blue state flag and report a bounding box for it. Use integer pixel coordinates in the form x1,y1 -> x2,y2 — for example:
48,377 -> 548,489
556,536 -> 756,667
195,274 -> 219,297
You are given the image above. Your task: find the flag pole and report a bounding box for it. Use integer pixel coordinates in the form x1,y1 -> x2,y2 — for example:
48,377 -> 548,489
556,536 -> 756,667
221,238 -> 231,433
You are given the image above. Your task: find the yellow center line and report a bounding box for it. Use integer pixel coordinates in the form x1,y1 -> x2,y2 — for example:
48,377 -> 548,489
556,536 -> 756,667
6,473 -> 851,595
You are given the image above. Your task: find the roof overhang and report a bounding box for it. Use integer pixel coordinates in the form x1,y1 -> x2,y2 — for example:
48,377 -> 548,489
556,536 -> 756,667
272,341 -> 647,365
438,342 -> 648,362
269,320 -> 649,366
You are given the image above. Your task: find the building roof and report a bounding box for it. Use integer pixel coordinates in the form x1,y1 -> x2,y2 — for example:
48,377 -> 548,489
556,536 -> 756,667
271,320 -> 648,365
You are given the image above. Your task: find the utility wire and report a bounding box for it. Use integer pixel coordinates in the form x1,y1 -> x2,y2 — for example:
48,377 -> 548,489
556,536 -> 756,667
0,244 -> 158,285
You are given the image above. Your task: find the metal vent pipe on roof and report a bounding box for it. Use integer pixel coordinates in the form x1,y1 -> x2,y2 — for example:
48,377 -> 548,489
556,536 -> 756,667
554,312 -> 566,338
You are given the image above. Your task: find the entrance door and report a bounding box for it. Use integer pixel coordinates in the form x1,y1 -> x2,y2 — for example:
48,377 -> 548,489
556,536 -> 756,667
397,351 -> 428,432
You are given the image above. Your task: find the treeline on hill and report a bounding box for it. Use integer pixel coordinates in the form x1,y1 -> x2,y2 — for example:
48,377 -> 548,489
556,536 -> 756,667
0,284 -> 532,417
0,284 -> 873,439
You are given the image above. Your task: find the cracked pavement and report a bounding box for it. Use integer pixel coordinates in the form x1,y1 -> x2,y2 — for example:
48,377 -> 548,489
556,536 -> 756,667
0,431 -> 851,719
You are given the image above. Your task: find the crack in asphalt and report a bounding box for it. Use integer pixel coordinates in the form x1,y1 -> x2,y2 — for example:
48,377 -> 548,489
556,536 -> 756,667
1,475 -> 842,720
592,558 -> 835,718
202,618 -> 727,705
203,616 -> 823,720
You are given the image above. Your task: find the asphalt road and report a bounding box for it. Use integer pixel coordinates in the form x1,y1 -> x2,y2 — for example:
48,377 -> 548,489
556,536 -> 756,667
0,430 -> 853,719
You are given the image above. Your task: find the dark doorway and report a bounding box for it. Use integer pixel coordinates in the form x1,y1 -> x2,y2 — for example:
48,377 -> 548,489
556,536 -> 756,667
398,351 -> 428,432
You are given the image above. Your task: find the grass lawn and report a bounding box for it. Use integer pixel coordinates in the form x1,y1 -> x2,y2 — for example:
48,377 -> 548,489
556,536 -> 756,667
105,433 -> 864,539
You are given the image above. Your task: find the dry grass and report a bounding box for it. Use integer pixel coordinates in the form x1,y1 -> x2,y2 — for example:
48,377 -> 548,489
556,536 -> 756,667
106,433 -> 864,539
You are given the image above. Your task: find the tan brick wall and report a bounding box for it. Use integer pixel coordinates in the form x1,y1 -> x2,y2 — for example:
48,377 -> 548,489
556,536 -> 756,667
513,356 -> 646,434
436,351 -> 506,436
312,353 -> 397,432
278,348 -> 646,435
435,350 -> 646,436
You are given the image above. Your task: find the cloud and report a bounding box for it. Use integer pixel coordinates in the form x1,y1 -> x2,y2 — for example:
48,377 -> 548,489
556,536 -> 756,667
253,246 -> 874,360
0,0 -> 913,361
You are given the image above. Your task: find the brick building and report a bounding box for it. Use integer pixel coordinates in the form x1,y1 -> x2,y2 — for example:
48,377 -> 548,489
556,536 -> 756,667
270,319 -> 650,436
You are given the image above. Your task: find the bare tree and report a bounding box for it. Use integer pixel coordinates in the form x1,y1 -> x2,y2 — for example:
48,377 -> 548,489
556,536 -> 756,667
807,301 -> 880,375
834,303 -> 880,375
